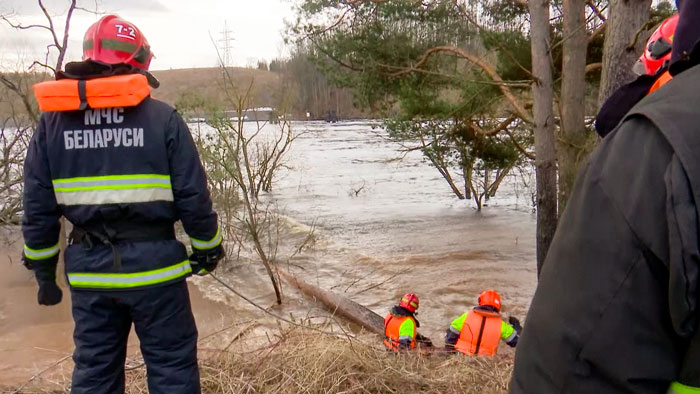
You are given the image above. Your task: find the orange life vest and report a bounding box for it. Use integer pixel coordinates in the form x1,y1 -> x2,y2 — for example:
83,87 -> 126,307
648,71 -> 673,95
383,313 -> 416,351
33,74 -> 150,112
454,309 -> 502,356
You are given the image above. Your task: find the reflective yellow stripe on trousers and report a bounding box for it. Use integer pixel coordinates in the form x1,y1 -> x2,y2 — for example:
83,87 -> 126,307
67,260 -> 192,289
669,382 -> 700,394
52,174 -> 173,206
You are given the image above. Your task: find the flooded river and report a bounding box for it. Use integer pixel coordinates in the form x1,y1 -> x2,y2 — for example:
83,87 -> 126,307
0,120 -> 538,387
196,120 -> 538,338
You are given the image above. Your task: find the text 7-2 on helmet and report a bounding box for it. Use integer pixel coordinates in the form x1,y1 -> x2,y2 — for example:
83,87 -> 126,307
478,289 -> 502,311
83,14 -> 153,71
399,293 -> 419,313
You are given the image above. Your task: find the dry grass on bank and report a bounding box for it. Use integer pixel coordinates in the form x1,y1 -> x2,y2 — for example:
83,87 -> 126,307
7,330 -> 513,394
133,331 -> 512,394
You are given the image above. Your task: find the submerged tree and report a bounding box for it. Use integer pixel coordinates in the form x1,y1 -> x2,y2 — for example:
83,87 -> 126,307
290,0 -> 532,211
176,65 -> 302,304
290,0 -> 668,270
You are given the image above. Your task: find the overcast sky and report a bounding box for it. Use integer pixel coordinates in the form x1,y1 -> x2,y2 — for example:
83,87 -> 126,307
0,0 -> 295,71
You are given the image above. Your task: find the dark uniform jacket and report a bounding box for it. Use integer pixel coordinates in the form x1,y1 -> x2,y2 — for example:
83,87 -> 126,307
510,64 -> 700,393
22,94 -> 220,290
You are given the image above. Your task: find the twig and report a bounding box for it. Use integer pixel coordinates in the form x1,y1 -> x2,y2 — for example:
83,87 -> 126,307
125,360 -> 146,371
353,272 -> 401,296
11,354 -> 72,394
505,128 -> 535,160
223,321 -> 261,351
209,273 -> 352,338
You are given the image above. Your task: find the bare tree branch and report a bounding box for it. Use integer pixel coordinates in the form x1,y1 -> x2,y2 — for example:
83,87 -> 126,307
37,0 -> 62,57
585,62 -> 602,73
0,16 -> 53,33
467,115 -> 517,136
588,20 -> 606,44
587,0 -> 607,22
57,0 -> 78,72
388,46 -> 533,124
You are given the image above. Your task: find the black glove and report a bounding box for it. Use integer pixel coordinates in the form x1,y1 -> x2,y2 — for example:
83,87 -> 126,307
509,316 -> 522,334
416,333 -> 433,348
189,245 -> 225,276
27,253 -> 62,306
37,281 -> 63,306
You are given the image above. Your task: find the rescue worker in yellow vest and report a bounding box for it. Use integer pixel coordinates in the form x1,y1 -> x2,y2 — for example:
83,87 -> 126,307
384,293 -> 420,351
444,290 -> 521,356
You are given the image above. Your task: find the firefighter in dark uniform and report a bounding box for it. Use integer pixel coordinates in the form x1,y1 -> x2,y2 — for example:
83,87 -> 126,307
22,15 -> 223,394
511,2 -> 700,393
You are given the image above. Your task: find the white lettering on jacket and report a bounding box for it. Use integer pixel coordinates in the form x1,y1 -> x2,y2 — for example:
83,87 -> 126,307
63,128 -> 144,150
84,108 -> 125,125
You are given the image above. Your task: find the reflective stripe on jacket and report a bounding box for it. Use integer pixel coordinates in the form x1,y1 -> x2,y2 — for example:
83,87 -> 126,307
384,313 -> 416,351
452,309 -> 513,356
668,382 -> 700,394
52,173 -> 174,206
23,75 -> 220,290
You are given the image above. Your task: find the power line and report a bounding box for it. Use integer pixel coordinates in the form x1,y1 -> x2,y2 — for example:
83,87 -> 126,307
218,20 -> 235,67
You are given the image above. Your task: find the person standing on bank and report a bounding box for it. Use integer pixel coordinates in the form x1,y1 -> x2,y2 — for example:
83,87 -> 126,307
511,1 -> 700,393
22,15 -> 224,394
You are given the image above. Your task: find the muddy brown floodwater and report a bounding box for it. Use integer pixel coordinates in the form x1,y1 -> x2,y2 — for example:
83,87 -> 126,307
1,121 -> 538,388
0,228 -> 242,389
195,120 -> 538,346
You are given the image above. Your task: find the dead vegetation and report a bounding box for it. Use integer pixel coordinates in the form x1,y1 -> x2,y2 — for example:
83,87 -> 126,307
150,67 -> 281,109
5,328 -> 513,394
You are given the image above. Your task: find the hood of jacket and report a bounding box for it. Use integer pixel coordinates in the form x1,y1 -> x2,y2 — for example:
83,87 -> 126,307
671,0 -> 700,75
390,306 -> 420,328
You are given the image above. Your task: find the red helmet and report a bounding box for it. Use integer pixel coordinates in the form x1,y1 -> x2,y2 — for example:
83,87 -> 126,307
478,289 -> 502,311
636,14 -> 679,75
83,15 -> 153,71
399,293 -> 419,313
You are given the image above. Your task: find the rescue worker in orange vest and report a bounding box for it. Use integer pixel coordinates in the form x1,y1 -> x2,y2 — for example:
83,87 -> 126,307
444,290 -> 521,356
595,13 -> 678,138
384,293 -> 420,351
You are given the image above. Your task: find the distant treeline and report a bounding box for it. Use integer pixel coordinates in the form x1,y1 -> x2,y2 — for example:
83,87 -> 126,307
273,50 -> 369,120
0,54 -> 368,123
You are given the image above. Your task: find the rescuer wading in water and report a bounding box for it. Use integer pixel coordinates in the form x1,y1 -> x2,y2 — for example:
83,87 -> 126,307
384,293 -> 420,351
444,289 -> 521,356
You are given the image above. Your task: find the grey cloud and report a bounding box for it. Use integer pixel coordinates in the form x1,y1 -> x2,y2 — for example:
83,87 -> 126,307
0,0 -> 169,17
96,0 -> 169,14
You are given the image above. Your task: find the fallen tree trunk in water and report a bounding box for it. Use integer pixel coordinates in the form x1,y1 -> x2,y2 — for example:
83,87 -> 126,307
278,268 -> 433,347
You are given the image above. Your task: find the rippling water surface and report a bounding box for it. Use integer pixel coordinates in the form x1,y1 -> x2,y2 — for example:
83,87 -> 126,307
198,120 -> 539,340
0,120 -> 540,385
